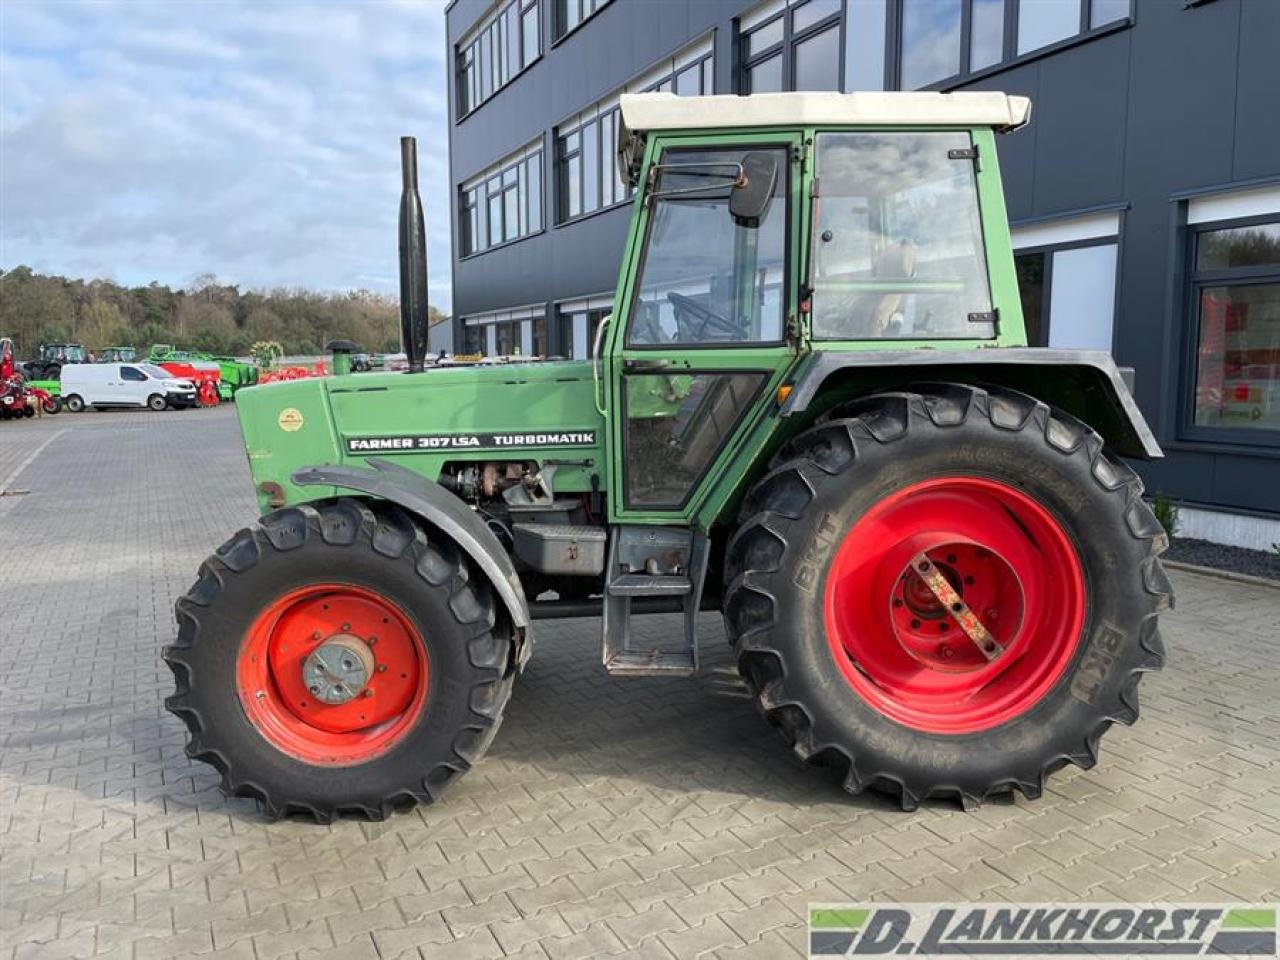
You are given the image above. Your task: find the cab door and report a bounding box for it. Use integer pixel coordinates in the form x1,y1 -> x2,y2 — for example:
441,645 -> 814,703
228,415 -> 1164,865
602,132 -> 804,524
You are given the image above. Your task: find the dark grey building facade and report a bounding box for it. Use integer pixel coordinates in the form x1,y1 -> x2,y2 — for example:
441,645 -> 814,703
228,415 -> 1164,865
445,0 -> 1280,545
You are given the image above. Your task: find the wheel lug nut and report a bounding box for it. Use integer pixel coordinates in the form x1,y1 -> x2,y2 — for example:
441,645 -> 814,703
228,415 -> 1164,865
368,636 -> 377,645
341,623 -> 351,632
312,631 -> 322,640
376,664 -> 387,673
363,689 -> 374,698
910,618 -> 921,629
946,554 -> 957,564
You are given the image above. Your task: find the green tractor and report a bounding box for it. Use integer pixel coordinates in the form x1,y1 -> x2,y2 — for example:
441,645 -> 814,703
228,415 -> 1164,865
166,92 -> 1170,821
23,342 -> 87,381
99,346 -> 139,363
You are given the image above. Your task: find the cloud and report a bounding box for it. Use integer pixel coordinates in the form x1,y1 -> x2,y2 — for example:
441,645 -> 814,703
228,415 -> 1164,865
0,0 -> 455,310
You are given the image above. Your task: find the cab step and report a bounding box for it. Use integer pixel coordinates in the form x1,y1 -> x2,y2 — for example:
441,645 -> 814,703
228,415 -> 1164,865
602,526 -> 709,677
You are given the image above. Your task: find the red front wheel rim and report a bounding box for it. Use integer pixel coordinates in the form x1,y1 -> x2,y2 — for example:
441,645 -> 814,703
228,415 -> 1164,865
824,477 -> 1086,735
237,584 -> 429,765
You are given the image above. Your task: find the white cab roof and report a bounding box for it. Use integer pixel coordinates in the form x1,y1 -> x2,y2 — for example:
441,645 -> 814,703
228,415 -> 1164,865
619,91 -> 1032,137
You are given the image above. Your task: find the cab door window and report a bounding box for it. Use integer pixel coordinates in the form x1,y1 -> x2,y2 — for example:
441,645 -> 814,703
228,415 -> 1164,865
811,132 -> 995,340
121,366 -> 147,381
627,146 -> 788,347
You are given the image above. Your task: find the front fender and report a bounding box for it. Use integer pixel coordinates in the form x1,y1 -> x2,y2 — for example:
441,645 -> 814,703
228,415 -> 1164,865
292,458 -> 532,665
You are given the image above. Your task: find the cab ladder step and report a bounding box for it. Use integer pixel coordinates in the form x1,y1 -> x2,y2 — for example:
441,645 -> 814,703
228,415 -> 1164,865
602,525 -> 709,677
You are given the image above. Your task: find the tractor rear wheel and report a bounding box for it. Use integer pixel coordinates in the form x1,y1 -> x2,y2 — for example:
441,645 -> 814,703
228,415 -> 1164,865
164,498 -> 515,821
723,384 -> 1171,809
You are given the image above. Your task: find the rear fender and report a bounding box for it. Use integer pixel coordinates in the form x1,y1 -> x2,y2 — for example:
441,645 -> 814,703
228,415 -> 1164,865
292,458 -> 532,666
782,349 -> 1161,459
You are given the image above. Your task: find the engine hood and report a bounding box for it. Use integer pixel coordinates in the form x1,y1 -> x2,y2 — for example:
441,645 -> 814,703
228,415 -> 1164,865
236,360 -> 606,512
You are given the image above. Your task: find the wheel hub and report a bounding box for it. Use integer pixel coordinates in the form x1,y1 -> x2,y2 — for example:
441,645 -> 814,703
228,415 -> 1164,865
302,634 -> 375,704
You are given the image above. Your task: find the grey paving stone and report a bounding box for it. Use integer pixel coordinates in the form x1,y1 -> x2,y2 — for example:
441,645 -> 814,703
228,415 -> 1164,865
1,406 -> 1278,959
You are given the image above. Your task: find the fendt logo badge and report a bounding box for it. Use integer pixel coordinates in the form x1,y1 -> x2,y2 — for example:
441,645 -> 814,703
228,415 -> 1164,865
808,903 -> 1278,958
345,431 -> 596,453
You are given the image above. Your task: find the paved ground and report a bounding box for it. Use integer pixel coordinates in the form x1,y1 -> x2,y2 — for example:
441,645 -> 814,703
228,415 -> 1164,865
1,405 -> 1278,960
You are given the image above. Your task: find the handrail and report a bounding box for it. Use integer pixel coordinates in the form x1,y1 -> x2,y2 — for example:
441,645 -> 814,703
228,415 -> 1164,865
591,313 -> 611,418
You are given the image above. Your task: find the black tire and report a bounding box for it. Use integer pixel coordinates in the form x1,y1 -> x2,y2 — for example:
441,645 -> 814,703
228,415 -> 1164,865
64,394 -> 84,413
147,393 -> 167,411
723,384 -> 1171,809
42,397 -> 62,415
164,498 -> 516,821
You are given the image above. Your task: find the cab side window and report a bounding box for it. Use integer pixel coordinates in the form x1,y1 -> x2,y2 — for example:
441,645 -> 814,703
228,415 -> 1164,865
627,146 -> 788,347
121,366 -> 147,381
812,132 -> 995,340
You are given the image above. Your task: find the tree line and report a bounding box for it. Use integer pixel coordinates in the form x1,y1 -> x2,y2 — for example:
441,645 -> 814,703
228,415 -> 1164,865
0,265 -> 446,358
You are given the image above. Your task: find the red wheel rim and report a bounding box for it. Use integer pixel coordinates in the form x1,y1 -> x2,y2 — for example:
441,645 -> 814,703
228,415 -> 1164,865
823,477 -> 1085,734
237,584 -> 429,764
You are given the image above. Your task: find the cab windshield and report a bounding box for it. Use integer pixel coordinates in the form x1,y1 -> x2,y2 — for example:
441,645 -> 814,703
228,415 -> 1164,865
811,131 -> 994,340
627,146 -> 787,347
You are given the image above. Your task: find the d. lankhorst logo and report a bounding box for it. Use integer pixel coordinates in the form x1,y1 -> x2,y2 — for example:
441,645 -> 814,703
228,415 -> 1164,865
808,903 -> 1277,958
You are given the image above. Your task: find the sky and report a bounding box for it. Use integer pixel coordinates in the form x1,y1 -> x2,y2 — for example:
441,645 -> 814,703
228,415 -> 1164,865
0,0 -> 456,311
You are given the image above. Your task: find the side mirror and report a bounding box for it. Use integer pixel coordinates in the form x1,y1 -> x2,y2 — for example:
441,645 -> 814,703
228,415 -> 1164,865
729,152 -> 779,228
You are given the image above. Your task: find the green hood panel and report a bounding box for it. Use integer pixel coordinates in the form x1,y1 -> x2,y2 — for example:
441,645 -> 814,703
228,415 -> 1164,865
237,362 -> 606,513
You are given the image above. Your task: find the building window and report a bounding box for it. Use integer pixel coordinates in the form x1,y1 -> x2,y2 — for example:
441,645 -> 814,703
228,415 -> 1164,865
460,305 -> 546,358
1011,211 -> 1120,351
897,0 -> 1131,90
555,297 -> 612,358
739,0 -> 842,94
555,0 -> 611,40
460,139 -> 543,257
1187,217 -> 1280,439
555,37 -> 712,224
532,315 -> 548,356
457,0 -> 540,118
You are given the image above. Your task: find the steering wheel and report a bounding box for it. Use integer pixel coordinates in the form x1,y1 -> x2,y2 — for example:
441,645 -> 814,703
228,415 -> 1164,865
666,292 -> 743,341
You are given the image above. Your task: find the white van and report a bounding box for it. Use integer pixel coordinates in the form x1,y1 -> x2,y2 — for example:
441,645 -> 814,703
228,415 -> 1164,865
60,363 -> 198,412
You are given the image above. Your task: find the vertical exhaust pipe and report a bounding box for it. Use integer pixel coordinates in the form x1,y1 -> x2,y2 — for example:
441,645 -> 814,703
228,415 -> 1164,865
398,136 -> 429,373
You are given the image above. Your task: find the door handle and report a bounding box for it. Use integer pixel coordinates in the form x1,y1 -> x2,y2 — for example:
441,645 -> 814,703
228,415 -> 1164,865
623,358 -> 670,373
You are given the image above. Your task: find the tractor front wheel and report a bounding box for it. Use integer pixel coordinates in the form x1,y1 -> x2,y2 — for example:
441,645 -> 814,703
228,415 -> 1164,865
723,384 -> 1171,809
164,498 -> 515,821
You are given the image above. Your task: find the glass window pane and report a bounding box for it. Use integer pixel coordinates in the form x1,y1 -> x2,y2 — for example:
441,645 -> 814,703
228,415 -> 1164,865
901,0 -> 961,88
476,189 -> 488,250
522,5 -> 539,64
745,17 -> 784,58
599,112 -> 616,206
1015,252 -> 1047,346
1197,222 -> 1280,271
970,0 -> 1004,70
675,64 -> 701,96
566,153 -> 581,218
1046,243 -> 1116,350
488,193 -> 503,246
507,6 -> 521,75
1194,282 -> 1280,432
629,147 -> 788,347
1017,0 -> 1081,55
844,0 -> 886,91
747,54 -> 783,93
527,154 -> 542,231
812,132 -> 994,340
504,188 -> 519,241
1090,0 -> 1128,27
794,24 -> 841,90
702,57 -> 714,94
624,372 -> 766,508
517,163 -> 528,235
793,0 -> 841,34
582,119 -> 599,212
562,0 -> 580,34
